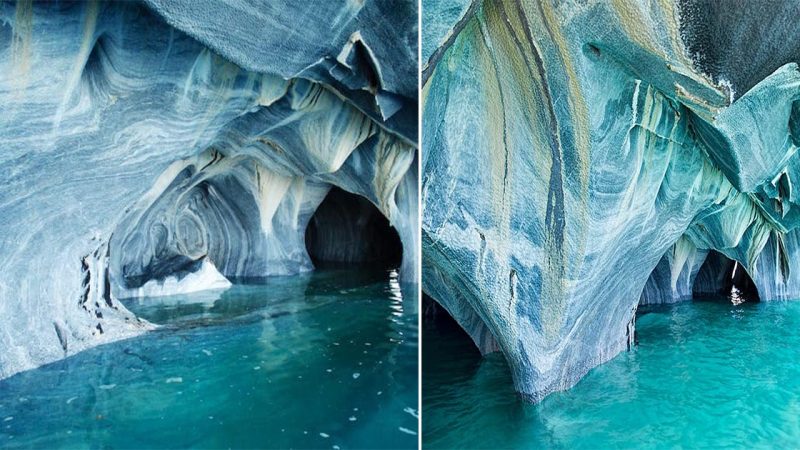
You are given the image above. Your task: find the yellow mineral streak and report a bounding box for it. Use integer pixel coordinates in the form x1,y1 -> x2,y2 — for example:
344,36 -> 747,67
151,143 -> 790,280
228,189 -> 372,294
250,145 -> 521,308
610,0 -> 661,58
472,8 -> 514,331
533,0 -> 591,281
11,0 -> 33,88
54,0 -> 98,129
372,133 -> 415,220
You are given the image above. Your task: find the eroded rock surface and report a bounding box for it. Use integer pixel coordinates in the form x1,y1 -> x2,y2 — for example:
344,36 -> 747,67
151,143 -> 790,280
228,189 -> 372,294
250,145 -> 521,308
422,0 -> 800,401
0,0 -> 417,379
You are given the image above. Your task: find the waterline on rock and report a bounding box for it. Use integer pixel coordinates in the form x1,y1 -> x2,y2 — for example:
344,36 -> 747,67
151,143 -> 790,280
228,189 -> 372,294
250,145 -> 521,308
423,297 -> 800,448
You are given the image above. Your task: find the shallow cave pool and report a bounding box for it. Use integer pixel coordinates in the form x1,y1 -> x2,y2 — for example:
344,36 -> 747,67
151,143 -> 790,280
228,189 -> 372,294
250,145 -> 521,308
423,297 -> 800,449
0,268 -> 418,449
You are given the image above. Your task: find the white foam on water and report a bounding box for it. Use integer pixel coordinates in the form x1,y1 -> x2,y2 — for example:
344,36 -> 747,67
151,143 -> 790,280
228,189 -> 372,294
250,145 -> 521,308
3,417 -> 12,422
398,427 -> 417,436
66,397 -> 78,404
166,377 -> 183,383
202,349 -> 213,356
99,384 -> 116,390
352,373 -> 360,379
349,416 -> 357,422
320,433 -> 330,438
403,407 -> 418,419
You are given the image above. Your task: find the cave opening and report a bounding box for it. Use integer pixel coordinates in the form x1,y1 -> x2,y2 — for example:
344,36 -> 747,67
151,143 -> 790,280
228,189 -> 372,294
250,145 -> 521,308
693,251 -> 760,304
726,261 -> 760,304
304,186 -> 403,269
422,294 -> 482,358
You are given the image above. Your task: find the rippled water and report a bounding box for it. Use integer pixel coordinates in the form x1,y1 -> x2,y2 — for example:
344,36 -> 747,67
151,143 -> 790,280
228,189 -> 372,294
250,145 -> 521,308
0,268 -> 418,449
423,297 -> 800,449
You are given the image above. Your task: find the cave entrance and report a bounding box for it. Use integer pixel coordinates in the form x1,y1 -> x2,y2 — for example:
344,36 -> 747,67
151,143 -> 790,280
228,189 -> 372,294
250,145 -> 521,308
726,261 -> 760,304
693,251 -> 760,304
304,186 -> 402,269
422,293 -> 482,360
422,294 -> 475,346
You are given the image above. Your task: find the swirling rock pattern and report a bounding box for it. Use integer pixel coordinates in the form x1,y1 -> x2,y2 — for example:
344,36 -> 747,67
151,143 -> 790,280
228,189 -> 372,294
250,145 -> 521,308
0,0 -> 417,379
423,0 -> 800,401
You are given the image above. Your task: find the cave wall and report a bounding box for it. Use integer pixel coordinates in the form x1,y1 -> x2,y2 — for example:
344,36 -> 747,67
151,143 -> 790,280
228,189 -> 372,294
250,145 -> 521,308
422,0 -> 800,401
639,237 -> 709,306
0,0 -> 417,380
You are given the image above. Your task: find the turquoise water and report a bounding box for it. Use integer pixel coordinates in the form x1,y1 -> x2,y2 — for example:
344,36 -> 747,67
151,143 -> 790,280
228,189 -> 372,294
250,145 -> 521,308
0,268 -> 418,449
423,298 -> 800,449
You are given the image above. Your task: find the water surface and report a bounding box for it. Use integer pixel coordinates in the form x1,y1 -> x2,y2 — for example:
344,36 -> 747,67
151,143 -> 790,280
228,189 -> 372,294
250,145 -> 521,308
0,268 -> 418,449
423,298 -> 800,448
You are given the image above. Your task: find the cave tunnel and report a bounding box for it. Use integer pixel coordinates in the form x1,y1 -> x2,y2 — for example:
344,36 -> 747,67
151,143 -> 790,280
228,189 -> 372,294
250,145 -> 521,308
304,186 -> 403,269
693,251 -> 760,304
422,293 -> 482,358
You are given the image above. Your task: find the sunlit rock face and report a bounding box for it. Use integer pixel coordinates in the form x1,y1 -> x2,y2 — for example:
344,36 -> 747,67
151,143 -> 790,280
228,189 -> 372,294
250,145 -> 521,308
0,0 -> 417,379
422,0 -> 800,401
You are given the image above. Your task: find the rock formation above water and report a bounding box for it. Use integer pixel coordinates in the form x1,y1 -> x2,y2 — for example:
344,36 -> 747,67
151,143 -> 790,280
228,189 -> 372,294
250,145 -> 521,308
422,0 -> 800,401
0,0 -> 418,380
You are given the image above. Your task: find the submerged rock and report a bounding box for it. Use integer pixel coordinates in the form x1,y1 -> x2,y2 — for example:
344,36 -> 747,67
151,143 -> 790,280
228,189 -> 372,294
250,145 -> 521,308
0,1 -> 417,379
422,0 -> 800,401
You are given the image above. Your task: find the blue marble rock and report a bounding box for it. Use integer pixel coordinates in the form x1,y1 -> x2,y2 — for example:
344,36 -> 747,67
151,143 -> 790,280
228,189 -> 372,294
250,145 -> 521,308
0,0 -> 417,380
422,0 -> 800,401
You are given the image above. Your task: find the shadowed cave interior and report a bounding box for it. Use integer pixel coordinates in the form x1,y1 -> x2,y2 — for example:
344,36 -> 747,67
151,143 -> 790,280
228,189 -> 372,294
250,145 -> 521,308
693,251 -> 760,303
108,161 -> 405,301
422,293 -> 482,359
423,294 -> 476,350
424,248 -> 762,376
305,186 -> 403,269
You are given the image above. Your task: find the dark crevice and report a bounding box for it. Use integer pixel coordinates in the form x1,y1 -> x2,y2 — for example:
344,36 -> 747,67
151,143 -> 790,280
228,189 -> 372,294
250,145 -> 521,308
79,255 -> 91,307
103,266 -> 113,308
53,322 -> 68,354
421,0 -> 481,85
584,43 -> 601,57
305,186 -> 402,269
82,34 -> 113,102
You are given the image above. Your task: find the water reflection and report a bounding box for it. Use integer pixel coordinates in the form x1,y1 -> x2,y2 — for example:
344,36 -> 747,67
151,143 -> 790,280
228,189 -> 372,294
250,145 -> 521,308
0,268 -> 418,449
